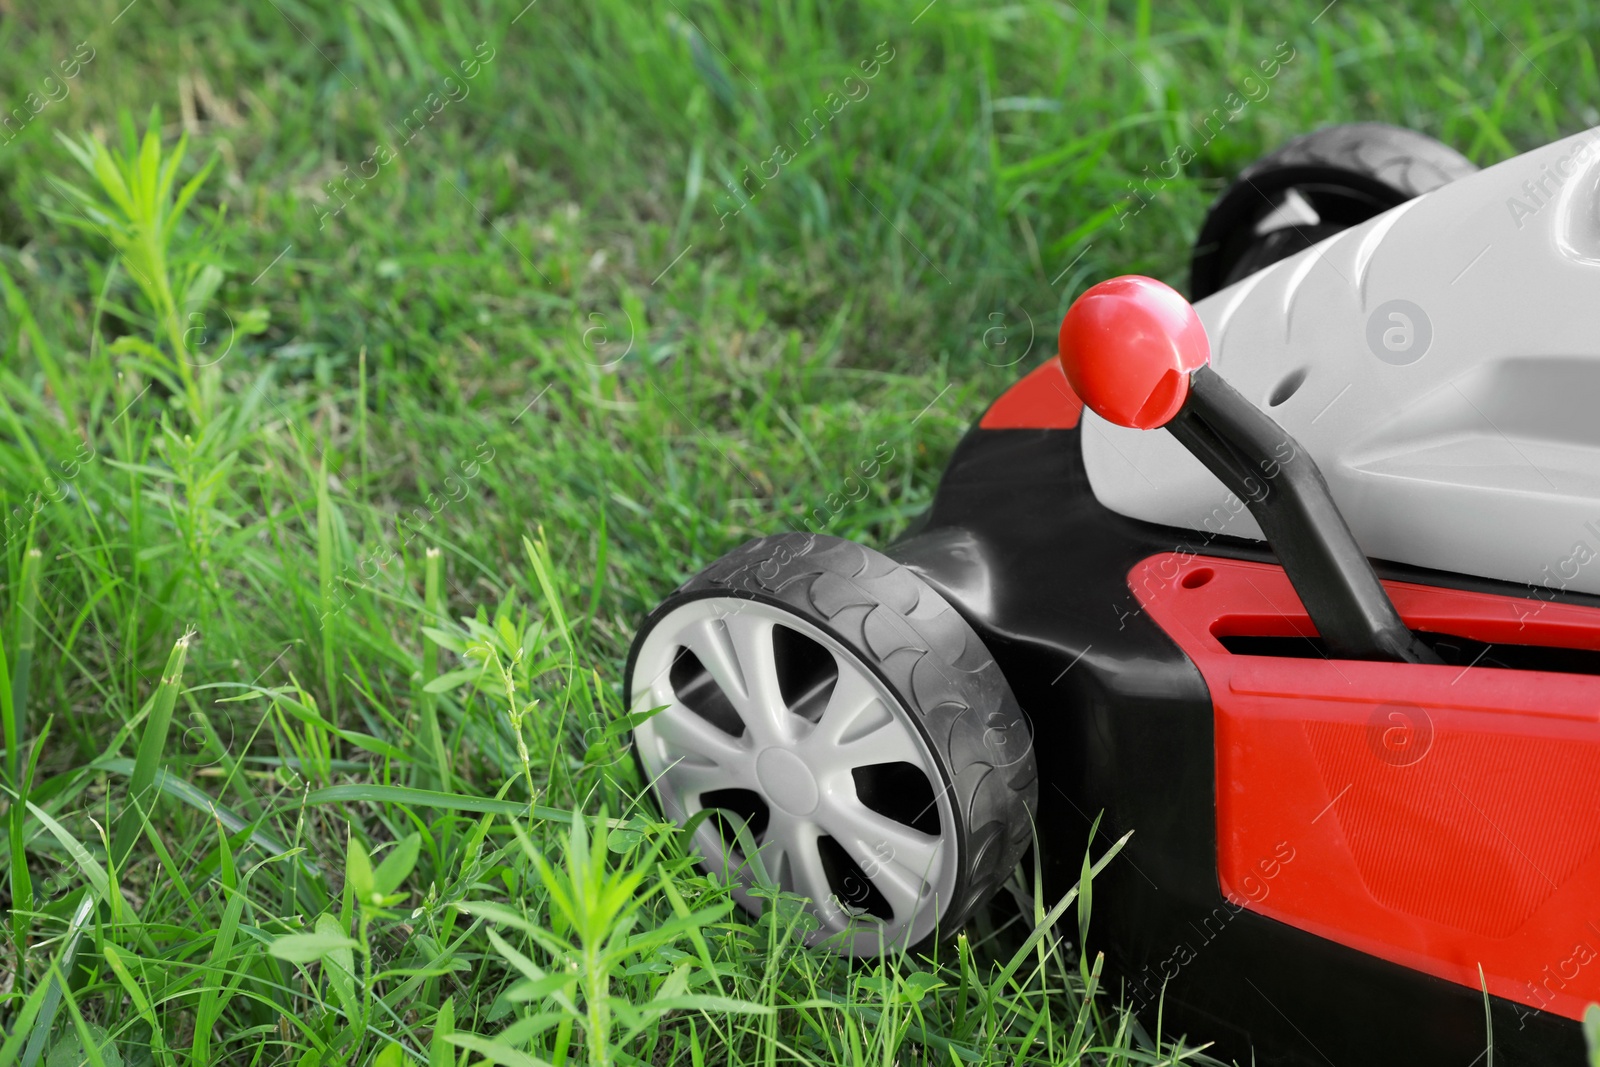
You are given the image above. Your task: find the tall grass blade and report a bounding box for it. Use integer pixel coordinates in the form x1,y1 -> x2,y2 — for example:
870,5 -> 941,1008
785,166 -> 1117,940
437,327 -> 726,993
102,944 -> 175,1067
415,545 -> 448,790
18,894 -> 96,1067
7,546 -> 39,782
315,458 -> 340,726
111,631 -> 192,867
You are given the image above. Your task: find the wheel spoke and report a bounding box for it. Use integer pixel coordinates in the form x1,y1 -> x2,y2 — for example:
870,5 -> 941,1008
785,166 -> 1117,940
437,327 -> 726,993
661,758 -> 746,801
725,615 -> 791,745
823,797 -> 943,879
808,664 -> 883,745
818,798 -> 943,921
829,711 -> 925,771
851,846 -> 927,924
802,665 -> 926,773
762,812 -> 834,917
648,706 -> 749,767
680,616 -> 747,706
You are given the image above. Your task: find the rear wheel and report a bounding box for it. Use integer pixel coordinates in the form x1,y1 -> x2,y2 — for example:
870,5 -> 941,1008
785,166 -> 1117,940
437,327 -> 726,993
626,533 -> 1036,955
1189,122 -> 1478,300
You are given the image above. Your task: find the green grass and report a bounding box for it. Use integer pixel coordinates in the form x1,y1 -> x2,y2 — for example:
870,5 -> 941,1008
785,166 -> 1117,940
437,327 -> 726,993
0,0 -> 1594,1063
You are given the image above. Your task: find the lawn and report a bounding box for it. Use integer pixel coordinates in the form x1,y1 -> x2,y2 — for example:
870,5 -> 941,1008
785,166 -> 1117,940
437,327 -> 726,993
0,0 -> 1589,1063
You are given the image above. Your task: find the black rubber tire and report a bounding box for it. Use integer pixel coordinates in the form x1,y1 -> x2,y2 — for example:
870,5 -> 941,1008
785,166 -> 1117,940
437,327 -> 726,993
624,532 -> 1038,949
1190,122 -> 1478,300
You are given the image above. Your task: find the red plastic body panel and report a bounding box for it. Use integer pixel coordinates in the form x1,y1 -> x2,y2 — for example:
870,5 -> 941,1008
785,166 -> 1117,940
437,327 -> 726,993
979,358 -> 1083,430
1133,553 -> 1600,1022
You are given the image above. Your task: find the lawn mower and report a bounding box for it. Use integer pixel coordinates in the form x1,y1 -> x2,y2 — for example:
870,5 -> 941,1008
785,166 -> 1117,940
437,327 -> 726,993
625,122 -> 1600,1064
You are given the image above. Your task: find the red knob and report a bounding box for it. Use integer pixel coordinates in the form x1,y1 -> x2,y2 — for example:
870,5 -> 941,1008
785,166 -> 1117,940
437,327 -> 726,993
1057,275 -> 1211,430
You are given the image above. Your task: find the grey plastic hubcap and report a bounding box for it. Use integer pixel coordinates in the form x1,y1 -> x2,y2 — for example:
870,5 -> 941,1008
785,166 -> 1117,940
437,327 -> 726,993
630,597 -> 958,953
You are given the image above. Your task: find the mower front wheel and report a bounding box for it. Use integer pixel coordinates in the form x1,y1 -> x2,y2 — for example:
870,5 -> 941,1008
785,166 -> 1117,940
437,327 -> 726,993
626,533 -> 1037,956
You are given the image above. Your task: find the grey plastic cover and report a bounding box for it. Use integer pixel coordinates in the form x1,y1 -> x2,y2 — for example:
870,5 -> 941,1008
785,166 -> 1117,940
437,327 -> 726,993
1082,125 -> 1600,599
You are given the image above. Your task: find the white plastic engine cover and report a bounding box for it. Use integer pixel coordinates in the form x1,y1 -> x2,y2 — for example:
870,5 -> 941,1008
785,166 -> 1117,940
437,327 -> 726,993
1082,125 -> 1600,598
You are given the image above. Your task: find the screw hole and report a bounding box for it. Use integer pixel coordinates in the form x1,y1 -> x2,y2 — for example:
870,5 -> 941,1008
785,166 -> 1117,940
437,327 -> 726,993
1182,568 -> 1214,589
1268,368 -> 1308,407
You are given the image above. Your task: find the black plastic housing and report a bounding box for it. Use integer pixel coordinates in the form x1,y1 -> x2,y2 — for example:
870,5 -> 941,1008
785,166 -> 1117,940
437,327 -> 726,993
885,420 -> 1587,1066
